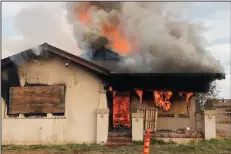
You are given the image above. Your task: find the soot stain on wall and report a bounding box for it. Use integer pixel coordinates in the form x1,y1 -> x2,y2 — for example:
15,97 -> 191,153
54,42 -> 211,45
1,63 -> 21,114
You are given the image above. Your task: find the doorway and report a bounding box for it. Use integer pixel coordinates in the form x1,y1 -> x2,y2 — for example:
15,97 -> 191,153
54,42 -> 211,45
107,91 -> 131,131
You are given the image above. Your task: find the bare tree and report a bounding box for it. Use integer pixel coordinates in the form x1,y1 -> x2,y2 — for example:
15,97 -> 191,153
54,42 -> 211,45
195,81 -> 221,110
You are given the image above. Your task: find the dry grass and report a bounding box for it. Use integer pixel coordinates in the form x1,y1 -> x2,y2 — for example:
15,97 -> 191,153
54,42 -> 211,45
2,138 -> 231,154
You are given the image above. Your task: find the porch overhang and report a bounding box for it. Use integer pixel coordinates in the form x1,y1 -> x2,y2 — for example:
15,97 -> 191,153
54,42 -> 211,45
106,73 -> 225,92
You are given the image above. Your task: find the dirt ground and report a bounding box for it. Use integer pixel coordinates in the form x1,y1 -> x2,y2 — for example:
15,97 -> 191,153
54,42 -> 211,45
2,139 -> 231,154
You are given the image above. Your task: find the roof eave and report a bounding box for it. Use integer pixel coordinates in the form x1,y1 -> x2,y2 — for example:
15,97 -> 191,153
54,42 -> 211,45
1,43 -> 111,76
41,43 -> 111,76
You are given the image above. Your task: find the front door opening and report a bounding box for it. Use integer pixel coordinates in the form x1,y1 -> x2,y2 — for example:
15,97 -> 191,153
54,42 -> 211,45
112,91 -> 131,130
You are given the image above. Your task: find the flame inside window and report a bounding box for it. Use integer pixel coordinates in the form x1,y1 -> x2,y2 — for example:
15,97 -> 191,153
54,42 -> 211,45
153,91 -> 193,112
109,86 -> 193,119
179,92 -> 194,111
153,90 -> 173,111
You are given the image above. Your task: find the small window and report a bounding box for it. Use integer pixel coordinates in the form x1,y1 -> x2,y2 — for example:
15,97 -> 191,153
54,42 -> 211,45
8,114 -> 19,118
178,114 -> 189,118
53,113 -> 65,117
158,114 -> 174,117
24,113 -> 47,118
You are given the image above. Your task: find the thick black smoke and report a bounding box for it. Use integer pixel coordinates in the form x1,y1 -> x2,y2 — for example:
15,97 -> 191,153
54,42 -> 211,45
66,2 -> 224,74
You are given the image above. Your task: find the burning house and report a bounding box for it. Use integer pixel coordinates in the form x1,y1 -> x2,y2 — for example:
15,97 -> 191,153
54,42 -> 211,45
1,2 -> 226,145
1,42 -> 225,145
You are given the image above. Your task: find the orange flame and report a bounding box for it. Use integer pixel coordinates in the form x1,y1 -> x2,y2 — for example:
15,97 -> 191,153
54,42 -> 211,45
186,92 -> 193,104
76,2 -> 91,25
154,91 -> 164,107
76,3 -> 132,55
79,12 -> 90,24
102,25 -> 131,54
113,92 -> 131,128
153,90 -> 172,111
166,91 -> 173,100
179,92 -> 194,110
134,89 -> 143,104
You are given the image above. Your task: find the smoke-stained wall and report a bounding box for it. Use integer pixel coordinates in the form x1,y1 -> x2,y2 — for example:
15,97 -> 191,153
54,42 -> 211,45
1,48 -> 47,112
1,63 -> 21,114
2,54 -> 104,144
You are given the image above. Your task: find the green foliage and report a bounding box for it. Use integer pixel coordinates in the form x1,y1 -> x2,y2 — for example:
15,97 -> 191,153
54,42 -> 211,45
132,141 -> 143,145
2,139 -> 231,154
132,138 -> 176,145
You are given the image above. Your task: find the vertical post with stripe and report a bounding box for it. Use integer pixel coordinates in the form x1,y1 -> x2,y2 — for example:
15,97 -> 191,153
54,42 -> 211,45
143,129 -> 151,154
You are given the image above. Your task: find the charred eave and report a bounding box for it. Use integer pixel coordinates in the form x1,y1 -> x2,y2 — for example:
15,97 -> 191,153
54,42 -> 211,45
105,73 -> 225,92
109,73 -> 225,79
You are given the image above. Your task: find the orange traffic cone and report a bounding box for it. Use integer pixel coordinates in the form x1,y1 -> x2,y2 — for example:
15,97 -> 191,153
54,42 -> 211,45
143,129 -> 151,154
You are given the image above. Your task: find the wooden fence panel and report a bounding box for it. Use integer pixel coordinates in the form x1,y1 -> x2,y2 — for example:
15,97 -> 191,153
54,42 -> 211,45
9,85 -> 65,114
137,108 -> 157,132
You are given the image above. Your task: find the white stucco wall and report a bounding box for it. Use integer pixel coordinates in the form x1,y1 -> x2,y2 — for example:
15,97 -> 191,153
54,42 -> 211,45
132,113 -> 144,141
203,110 -> 216,140
96,108 -> 109,144
2,56 -> 105,145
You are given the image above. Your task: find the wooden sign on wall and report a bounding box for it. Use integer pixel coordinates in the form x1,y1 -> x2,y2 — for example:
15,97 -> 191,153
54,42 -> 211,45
9,85 -> 65,114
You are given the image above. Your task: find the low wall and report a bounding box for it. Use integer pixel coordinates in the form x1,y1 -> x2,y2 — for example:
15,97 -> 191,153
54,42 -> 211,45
154,137 -> 203,144
2,118 -> 66,145
157,117 -> 193,130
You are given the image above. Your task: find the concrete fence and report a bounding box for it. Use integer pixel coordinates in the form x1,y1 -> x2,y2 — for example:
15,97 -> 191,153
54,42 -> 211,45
216,111 -> 231,138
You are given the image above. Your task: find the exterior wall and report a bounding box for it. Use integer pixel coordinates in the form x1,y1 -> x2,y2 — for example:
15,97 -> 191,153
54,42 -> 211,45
96,108 -> 109,144
131,93 -> 197,131
157,97 -> 197,130
2,56 -> 104,145
154,137 -> 203,144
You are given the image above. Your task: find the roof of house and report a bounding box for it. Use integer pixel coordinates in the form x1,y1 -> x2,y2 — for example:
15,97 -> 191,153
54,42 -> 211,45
1,43 -> 111,75
79,46 -> 125,71
1,42 -> 226,80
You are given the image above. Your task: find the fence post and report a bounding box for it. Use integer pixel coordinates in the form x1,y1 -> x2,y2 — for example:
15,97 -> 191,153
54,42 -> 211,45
203,110 -> 216,140
96,108 -> 109,144
132,113 -> 144,141
154,108 -> 158,132
143,129 -> 151,154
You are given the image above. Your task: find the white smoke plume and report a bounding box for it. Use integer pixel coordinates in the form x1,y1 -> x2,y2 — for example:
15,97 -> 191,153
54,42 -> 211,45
66,2 -> 224,73
2,2 -> 78,65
